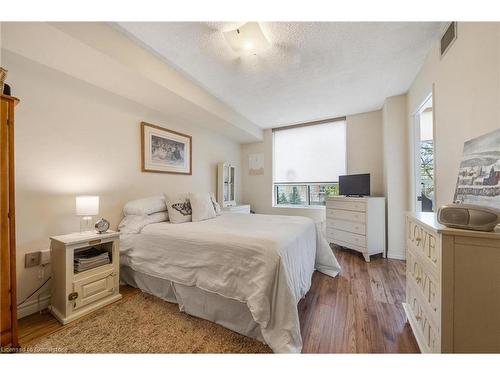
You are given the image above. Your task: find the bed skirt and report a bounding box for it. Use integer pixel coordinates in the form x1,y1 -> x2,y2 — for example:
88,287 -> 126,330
120,266 -> 266,345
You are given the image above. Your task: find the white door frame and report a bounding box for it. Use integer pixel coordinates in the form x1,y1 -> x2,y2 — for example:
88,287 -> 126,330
412,91 -> 435,212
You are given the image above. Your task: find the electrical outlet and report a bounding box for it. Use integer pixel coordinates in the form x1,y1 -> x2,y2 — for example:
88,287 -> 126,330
25,251 -> 41,268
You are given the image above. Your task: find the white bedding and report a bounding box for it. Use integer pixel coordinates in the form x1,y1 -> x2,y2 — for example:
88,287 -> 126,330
120,213 -> 340,353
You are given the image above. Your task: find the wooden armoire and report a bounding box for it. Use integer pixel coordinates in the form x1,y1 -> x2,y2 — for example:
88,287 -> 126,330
1,94 -> 19,349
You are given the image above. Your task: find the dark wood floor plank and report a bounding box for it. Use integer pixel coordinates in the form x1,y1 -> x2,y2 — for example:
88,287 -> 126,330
299,247 -> 419,353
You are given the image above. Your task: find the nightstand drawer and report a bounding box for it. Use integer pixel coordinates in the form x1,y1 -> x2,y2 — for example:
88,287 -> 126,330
73,268 -> 116,310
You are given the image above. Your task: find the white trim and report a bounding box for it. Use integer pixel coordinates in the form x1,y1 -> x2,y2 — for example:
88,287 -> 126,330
17,294 -> 51,319
411,92 -> 435,213
387,249 -> 406,260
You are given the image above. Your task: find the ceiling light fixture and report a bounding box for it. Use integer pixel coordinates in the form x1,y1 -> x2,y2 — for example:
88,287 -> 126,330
223,22 -> 270,55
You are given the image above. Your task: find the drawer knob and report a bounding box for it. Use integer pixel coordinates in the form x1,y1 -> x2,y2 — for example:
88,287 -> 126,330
68,292 -> 78,301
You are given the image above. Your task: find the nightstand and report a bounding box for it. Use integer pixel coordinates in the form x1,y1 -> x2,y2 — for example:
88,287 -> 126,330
222,204 -> 251,214
49,231 -> 121,324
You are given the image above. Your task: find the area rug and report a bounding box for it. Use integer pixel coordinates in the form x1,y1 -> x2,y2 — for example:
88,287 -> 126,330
29,292 -> 272,353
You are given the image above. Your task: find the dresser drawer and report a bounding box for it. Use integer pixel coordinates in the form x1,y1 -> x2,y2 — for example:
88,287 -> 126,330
326,200 -> 366,212
407,249 -> 440,318
326,208 -> 366,223
406,285 -> 441,353
406,217 -> 440,271
327,228 -> 367,248
328,219 -> 366,235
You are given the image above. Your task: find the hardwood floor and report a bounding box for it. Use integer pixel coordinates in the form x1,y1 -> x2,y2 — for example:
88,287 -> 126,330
299,247 -> 418,353
18,248 -> 418,353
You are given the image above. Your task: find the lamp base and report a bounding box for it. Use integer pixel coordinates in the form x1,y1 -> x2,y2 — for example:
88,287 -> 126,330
80,216 -> 94,233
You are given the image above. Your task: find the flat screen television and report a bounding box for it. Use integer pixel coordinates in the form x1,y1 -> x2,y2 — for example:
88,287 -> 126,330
339,173 -> 371,196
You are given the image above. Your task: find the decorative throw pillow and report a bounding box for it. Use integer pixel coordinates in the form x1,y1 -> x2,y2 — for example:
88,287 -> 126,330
189,193 -> 217,222
210,192 -> 222,216
123,195 -> 167,217
164,193 -> 192,223
118,211 -> 169,234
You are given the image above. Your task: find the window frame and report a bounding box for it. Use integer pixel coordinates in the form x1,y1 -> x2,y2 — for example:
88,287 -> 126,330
273,182 -> 340,208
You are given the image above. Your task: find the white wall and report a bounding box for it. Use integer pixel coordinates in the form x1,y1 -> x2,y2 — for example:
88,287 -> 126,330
241,110 -> 384,223
346,110 -> 384,196
3,22 -> 262,143
407,22 -> 500,210
382,94 -> 408,259
4,50 -> 241,317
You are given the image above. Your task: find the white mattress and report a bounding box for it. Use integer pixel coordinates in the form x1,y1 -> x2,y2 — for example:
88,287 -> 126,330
120,213 -> 340,353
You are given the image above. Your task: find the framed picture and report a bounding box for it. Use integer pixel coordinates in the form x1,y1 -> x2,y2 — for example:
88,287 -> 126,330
141,122 -> 192,175
454,128 -> 500,209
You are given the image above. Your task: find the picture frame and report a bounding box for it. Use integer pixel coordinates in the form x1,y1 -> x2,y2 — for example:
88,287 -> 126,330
141,122 -> 192,175
454,128 -> 500,209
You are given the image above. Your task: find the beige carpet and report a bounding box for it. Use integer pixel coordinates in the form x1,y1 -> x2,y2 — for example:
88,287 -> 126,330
30,292 -> 272,353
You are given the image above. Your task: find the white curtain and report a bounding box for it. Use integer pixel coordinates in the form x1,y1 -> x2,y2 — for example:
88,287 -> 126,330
273,121 -> 346,183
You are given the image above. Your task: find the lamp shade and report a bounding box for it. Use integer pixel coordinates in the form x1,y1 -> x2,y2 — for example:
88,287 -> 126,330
76,196 -> 99,216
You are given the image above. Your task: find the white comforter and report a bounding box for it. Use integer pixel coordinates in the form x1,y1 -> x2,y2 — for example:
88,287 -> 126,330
120,213 -> 340,353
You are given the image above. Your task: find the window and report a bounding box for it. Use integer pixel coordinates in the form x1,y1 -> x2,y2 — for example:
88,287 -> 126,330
273,119 -> 346,207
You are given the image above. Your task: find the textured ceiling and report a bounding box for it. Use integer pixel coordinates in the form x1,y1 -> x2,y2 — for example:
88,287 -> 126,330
116,22 -> 442,128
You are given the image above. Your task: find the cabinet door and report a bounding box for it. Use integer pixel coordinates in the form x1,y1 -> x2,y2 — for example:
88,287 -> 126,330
73,268 -> 115,310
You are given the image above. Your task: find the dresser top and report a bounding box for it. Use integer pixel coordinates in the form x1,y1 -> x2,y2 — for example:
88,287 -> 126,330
407,212 -> 500,238
326,196 -> 385,201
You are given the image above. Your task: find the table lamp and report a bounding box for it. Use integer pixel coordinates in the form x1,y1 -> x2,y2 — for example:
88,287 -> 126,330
76,195 -> 99,233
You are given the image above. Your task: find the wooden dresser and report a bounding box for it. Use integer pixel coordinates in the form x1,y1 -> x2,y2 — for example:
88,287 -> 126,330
326,196 -> 386,262
404,212 -> 500,353
1,94 -> 19,350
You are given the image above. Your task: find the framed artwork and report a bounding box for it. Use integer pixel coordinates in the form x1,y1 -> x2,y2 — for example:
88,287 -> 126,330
249,153 -> 264,175
454,128 -> 500,209
141,122 -> 192,175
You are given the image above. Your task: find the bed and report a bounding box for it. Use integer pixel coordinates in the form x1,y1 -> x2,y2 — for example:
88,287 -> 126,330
119,210 -> 340,353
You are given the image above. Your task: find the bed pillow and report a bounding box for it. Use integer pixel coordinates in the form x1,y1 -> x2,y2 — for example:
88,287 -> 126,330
123,196 -> 167,217
118,211 -> 169,234
189,193 -> 217,222
210,192 -> 222,216
164,193 -> 192,223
